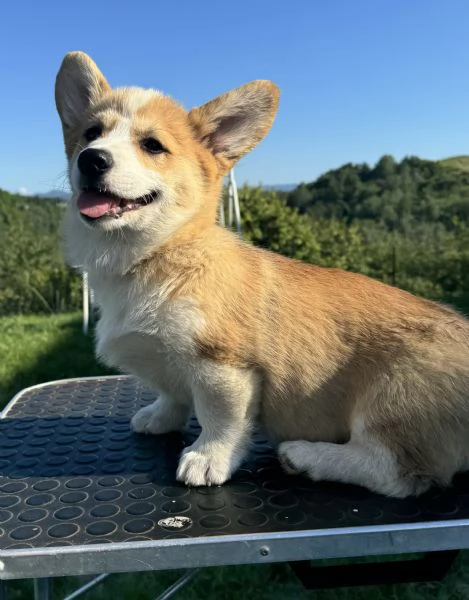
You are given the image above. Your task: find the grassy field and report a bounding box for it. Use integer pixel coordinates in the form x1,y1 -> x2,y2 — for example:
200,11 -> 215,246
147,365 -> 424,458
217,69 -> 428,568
0,313 -> 115,408
1,313 -> 469,599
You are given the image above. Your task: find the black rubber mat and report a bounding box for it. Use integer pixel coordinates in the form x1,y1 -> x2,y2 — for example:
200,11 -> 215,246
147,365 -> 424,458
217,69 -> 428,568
1,376 -> 469,550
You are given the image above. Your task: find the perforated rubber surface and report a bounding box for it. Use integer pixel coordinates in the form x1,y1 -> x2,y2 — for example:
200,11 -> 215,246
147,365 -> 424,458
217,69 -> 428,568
1,376 -> 469,552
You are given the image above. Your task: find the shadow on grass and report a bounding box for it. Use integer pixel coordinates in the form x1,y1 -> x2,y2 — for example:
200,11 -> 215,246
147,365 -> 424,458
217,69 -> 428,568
0,314 -> 116,409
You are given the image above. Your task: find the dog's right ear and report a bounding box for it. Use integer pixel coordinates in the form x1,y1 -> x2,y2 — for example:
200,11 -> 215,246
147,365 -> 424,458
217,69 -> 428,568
55,52 -> 110,130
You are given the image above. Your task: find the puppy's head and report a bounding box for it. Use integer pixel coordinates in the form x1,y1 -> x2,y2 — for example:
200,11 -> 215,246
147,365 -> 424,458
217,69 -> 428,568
55,52 -> 279,245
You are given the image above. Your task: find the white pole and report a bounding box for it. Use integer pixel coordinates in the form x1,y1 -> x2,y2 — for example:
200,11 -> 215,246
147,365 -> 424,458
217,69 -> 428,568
82,272 -> 89,335
219,193 -> 225,226
229,168 -> 242,236
228,180 -> 234,229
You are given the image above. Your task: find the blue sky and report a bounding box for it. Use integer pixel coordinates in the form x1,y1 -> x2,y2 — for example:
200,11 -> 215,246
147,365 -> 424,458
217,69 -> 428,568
2,0 -> 469,195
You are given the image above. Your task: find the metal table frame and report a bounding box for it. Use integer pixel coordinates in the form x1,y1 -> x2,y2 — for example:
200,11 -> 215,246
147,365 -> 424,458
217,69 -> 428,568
1,377 -> 469,599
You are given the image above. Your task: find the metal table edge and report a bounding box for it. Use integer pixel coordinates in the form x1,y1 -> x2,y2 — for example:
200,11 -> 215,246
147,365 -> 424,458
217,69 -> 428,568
1,375 -> 130,419
1,519 -> 469,580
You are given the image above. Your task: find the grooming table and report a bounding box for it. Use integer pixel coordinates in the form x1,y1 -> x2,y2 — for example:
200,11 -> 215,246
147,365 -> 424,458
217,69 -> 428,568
1,376 -> 469,599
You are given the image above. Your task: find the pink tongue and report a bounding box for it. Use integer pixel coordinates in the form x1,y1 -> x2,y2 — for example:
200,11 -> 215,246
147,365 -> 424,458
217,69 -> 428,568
77,192 -> 120,218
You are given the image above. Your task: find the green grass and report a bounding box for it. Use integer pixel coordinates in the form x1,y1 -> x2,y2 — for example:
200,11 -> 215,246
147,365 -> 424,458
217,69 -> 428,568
1,313 -> 469,599
0,313 -> 114,409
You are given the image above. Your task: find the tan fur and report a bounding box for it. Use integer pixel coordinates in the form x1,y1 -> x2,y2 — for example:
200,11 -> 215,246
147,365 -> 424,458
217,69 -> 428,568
55,52 -> 469,497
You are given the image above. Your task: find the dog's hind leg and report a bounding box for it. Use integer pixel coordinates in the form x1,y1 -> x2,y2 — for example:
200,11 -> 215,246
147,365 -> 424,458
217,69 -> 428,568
278,437 -> 429,498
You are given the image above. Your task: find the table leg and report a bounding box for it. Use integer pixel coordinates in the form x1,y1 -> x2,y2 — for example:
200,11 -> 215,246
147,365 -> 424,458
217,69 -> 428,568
34,578 -> 51,600
0,580 -> 7,600
154,569 -> 201,600
63,574 -> 109,600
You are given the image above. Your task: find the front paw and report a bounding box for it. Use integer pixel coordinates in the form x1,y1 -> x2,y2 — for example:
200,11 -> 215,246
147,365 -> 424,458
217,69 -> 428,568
176,447 -> 233,487
131,400 -> 185,435
131,403 -> 162,434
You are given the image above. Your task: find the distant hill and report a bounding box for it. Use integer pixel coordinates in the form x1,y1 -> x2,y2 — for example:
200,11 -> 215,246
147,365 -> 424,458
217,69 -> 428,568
262,184 -> 296,192
286,154 -> 469,229
37,190 -> 71,201
438,155 -> 469,172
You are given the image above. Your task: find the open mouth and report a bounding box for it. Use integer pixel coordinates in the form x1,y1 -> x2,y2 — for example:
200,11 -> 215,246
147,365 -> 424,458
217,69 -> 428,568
77,188 -> 159,221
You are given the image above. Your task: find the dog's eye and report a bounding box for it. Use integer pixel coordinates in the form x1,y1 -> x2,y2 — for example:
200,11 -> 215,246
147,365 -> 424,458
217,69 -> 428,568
84,125 -> 102,142
141,137 -> 166,154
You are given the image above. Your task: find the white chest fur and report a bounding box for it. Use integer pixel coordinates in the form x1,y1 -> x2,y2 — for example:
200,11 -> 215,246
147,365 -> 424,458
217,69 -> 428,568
89,269 -> 204,402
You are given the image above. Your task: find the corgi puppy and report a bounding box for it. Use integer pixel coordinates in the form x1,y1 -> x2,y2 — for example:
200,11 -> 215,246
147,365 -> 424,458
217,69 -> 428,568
55,52 -> 469,497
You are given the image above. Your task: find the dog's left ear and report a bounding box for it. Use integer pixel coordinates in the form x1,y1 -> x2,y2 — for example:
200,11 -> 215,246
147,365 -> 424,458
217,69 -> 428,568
55,51 -> 110,131
189,80 -> 280,172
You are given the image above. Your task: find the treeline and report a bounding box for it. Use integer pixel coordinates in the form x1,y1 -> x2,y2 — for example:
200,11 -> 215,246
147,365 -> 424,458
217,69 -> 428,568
1,154 -> 469,315
286,155 -> 469,229
282,155 -> 469,305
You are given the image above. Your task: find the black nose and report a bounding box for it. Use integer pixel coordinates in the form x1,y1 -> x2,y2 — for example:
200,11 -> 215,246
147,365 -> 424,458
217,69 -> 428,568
78,149 -> 114,178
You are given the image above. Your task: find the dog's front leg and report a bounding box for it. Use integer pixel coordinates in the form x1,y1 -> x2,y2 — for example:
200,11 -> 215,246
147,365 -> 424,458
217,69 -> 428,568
176,363 -> 259,487
131,392 -> 191,435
